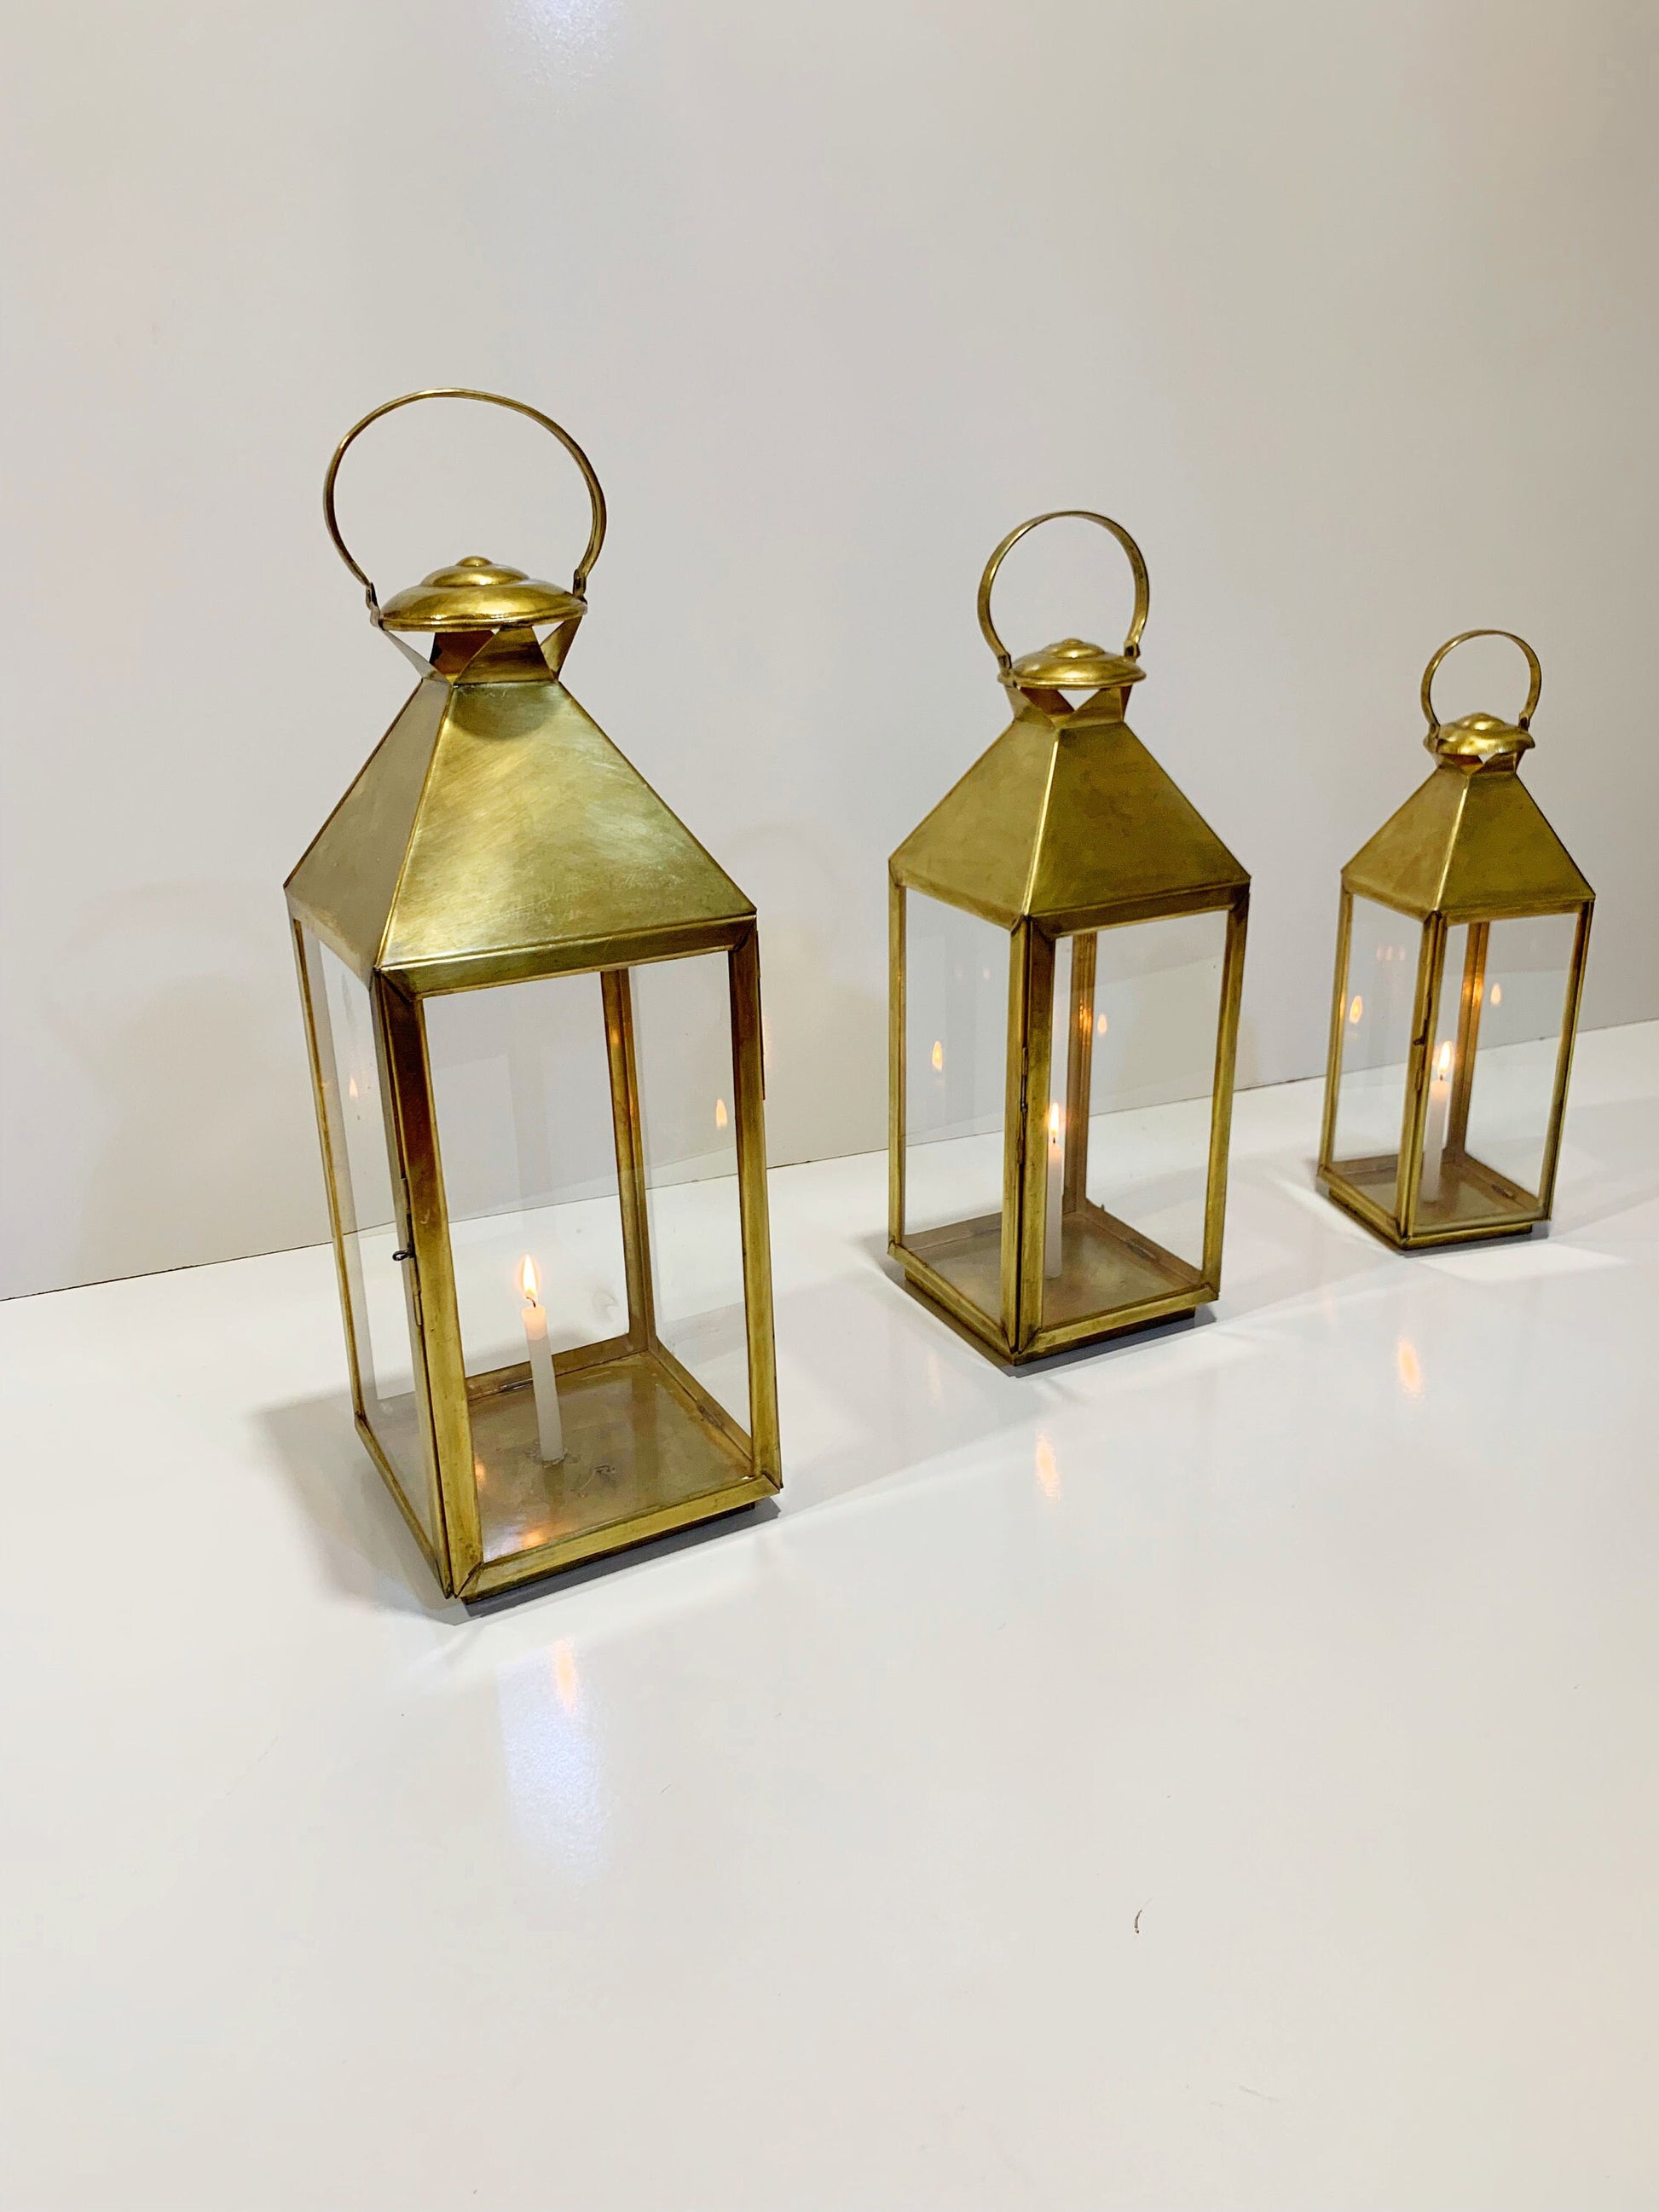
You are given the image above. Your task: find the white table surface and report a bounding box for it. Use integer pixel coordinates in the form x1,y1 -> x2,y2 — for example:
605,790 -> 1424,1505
4,1025 -> 1657,2210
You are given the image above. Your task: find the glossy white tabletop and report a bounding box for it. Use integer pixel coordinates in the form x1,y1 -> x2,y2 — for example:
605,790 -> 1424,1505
4,1026 -> 1656,2209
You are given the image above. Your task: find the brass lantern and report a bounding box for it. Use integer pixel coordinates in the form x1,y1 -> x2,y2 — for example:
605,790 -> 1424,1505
888,511 -> 1250,1363
286,389 -> 780,1601
1317,629 -> 1593,1250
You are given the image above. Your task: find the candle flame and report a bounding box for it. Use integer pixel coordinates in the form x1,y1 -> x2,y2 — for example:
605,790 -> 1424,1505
1489,982 -> 1502,1007
1436,1040 -> 1454,1077
1049,1101 -> 1061,1138
519,1256 -> 539,1302
1349,994 -> 1363,1025
931,1039 -> 944,1071
714,1097 -> 728,1129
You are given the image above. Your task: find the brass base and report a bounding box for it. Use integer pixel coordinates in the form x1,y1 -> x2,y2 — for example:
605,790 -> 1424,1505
1321,1154 -> 1545,1253
896,1200 -> 1210,1366
371,1346 -> 772,1598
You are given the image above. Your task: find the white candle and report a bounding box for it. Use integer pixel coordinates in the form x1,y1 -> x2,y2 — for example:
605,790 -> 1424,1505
519,1256 -> 564,1464
1045,1101 -> 1064,1279
1421,1040 -> 1454,1203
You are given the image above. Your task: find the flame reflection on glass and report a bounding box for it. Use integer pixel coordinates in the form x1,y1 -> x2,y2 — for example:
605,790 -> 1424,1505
931,1039 -> 944,1071
714,1097 -> 728,1129
1349,995 -> 1363,1025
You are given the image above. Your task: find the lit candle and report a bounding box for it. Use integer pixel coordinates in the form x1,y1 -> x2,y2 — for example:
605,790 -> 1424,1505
519,1256 -> 564,1464
1421,1039 -> 1454,1203
1045,1101 -> 1064,1278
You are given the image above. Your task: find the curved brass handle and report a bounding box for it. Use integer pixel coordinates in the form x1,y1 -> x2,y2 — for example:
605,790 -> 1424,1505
322,387 -> 608,621
976,509 -> 1150,674
1420,628 -> 1542,733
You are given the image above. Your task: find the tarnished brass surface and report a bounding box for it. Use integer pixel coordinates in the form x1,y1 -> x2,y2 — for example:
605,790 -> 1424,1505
889,511 -> 1250,1366
1318,630 -> 1594,1252
289,390 -> 781,1598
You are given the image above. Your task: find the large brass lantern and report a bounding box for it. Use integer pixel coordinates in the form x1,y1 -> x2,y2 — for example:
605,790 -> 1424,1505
888,511 -> 1250,1364
286,390 -> 780,1600
1317,629 -> 1593,1250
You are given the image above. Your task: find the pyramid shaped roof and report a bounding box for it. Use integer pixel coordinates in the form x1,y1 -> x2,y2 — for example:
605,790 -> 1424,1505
891,696 -> 1247,932
286,667 -> 754,994
1344,756 -> 1592,922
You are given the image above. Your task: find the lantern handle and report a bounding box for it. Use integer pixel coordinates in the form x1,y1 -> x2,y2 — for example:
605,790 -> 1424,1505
1420,628 -> 1542,734
976,510 -> 1150,674
321,387 -> 607,623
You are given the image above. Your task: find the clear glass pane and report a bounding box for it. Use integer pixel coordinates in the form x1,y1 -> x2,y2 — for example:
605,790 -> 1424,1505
299,930 -> 434,1544
1039,910 -> 1226,1330
1332,895 -> 1422,1214
1416,911 -> 1577,1227
633,952 -> 749,1435
424,965 -> 751,1569
901,890 -> 1009,1325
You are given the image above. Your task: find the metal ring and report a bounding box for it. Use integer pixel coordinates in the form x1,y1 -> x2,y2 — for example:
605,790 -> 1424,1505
975,510 -> 1151,673
1420,628 -> 1542,733
321,387 -> 608,619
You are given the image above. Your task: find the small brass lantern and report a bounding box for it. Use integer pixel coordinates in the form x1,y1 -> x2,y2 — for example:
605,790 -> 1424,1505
286,390 -> 780,1600
888,511 -> 1250,1362
1318,629 -> 1593,1250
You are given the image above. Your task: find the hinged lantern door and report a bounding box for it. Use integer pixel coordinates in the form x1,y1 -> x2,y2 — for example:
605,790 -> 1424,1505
293,927 -> 446,1574
389,939 -> 777,1600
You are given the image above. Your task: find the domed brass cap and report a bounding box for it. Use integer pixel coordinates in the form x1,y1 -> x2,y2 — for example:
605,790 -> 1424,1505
379,554 -> 587,634
1007,636 -> 1146,692
1425,710 -> 1535,771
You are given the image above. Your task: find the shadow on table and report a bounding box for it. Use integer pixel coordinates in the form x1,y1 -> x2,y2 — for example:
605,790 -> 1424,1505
259,1392 -> 463,1621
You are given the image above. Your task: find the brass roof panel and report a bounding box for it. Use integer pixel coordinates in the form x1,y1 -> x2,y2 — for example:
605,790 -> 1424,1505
1344,761 -> 1593,921
891,705 -> 1247,930
287,675 -> 753,990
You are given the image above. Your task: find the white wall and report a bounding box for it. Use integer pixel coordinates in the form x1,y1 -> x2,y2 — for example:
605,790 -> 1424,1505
4,0 -> 1656,1298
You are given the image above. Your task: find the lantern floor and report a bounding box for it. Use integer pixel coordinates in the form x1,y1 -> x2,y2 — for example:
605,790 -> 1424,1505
4,1020 -> 1659,2209
1328,1146 -> 1542,1241
465,1354 -> 753,1570
905,1200 -> 1205,1350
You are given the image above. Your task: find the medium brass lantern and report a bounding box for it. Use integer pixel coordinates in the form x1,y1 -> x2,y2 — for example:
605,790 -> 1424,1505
888,511 -> 1251,1363
286,389 -> 780,1601
1317,629 -> 1593,1250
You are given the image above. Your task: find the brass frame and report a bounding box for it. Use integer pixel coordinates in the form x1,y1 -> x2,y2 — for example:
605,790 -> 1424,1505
288,391 -> 780,1599
887,511 -> 1251,1364
1316,632 -> 1594,1252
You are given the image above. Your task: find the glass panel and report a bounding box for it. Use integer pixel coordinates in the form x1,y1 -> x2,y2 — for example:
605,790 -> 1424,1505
901,890 -> 1009,1324
424,965 -> 750,1570
1415,911 -> 1577,1227
1331,895 -> 1422,1216
299,930 -> 434,1544
1039,910 -> 1226,1330
632,952 -> 750,1435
